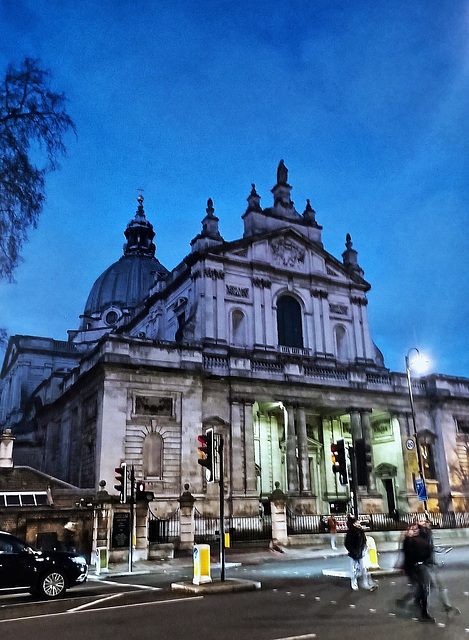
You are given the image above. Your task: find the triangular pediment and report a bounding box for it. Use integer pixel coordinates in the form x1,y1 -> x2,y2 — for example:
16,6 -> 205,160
214,227 -> 369,288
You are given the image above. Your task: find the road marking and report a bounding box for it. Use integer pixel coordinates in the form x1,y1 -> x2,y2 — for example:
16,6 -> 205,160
0,595 -> 204,624
272,635 -> 316,640
322,569 -> 348,577
88,578 -> 162,590
67,593 -> 123,612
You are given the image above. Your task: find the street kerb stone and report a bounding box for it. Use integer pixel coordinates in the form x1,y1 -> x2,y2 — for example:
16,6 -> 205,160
170,578 -> 261,594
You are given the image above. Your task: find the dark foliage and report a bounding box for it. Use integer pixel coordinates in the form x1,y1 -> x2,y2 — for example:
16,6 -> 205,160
0,57 -> 75,280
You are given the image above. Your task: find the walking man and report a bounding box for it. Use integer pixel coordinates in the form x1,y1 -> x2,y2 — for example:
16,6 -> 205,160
344,515 -> 376,591
400,518 -> 435,622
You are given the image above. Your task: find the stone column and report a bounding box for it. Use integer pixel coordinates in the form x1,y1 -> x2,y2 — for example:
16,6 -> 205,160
296,408 -> 311,495
262,281 -> 274,347
230,401 -> 245,497
311,290 -> 325,354
360,409 -> 376,491
270,482 -> 288,546
215,274 -> 226,341
243,401 -> 258,496
252,281 -> 264,346
204,269 -> 215,340
178,484 -> 196,551
320,293 -> 334,356
349,409 -> 362,441
285,406 -> 299,494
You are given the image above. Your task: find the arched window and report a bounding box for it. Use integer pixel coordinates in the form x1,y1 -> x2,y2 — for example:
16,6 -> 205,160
335,325 -> 348,361
231,310 -> 247,346
277,295 -> 303,348
143,432 -> 163,479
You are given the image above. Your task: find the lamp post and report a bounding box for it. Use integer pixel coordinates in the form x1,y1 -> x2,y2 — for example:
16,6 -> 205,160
405,348 -> 429,511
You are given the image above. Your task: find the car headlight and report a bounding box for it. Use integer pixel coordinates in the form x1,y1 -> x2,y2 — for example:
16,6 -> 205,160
71,556 -> 87,566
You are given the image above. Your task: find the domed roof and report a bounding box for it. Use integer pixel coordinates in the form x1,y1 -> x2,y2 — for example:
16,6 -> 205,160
84,253 -> 167,316
81,195 -> 169,321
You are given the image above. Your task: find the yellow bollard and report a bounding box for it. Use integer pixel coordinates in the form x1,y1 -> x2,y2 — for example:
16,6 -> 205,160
193,544 -> 212,585
225,532 -> 230,548
364,536 -> 380,571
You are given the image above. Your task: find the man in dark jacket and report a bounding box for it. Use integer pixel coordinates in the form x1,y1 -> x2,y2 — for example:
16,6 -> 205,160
344,515 -> 376,591
400,519 -> 434,622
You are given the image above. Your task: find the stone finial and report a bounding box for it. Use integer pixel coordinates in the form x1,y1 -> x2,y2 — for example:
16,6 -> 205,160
245,183 -> 262,213
303,199 -> 320,228
342,233 -> 364,277
206,198 -> 215,216
179,483 -> 195,508
270,481 -> 286,505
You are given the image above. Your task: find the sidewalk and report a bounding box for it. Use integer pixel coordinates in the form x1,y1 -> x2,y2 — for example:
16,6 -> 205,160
89,528 -> 469,578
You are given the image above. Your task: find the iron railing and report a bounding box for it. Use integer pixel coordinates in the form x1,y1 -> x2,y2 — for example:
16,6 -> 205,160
287,509 -> 469,535
148,507 -> 179,543
194,508 -> 272,544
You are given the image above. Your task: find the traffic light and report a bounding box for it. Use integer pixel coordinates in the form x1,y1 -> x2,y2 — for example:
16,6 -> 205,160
197,428 -> 214,482
114,463 -> 127,503
355,438 -> 373,486
331,439 -> 348,485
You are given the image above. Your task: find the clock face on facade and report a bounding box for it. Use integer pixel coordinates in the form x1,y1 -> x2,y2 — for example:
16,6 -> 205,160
405,438 -> 415,451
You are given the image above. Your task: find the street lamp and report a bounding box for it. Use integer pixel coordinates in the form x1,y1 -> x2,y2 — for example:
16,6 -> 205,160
405,348 -> 430,511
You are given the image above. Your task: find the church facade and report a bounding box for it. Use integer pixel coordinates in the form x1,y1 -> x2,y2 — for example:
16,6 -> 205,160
2,162 -> 469,522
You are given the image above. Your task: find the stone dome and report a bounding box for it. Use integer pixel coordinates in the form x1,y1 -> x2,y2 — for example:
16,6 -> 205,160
83,253 -> 167,317
79,195 -> 168,331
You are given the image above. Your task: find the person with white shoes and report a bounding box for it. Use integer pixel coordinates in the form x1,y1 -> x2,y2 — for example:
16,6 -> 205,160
344,515 -> 377,591
328,514 -> 338,550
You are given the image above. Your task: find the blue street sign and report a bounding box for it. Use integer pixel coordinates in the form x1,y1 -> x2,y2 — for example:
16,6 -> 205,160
415,478 -> 428,501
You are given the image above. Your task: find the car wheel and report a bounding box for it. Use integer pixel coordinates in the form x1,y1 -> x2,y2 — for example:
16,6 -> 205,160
38,569 -> 67,599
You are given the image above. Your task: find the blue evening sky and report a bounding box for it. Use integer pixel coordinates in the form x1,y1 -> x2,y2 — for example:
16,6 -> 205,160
1,0 -> 468,377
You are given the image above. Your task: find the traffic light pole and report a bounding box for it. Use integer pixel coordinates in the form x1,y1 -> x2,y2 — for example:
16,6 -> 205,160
128,465 -> 135,573
348,445 -> 359,517
218,436 -> 225,581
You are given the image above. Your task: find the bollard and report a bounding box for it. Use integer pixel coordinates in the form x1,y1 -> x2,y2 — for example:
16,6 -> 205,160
193,544 -> 212,585
95,547 -> 109,575
364,535 -> 380,571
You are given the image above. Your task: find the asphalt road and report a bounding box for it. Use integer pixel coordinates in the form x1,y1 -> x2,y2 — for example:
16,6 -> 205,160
0,547 -> 468,640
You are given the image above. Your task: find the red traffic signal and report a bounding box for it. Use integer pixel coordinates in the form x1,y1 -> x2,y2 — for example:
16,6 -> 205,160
197,429 -> 214,482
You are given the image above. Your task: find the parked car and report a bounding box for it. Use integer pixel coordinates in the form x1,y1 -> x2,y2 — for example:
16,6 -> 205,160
0,531 -> 88,599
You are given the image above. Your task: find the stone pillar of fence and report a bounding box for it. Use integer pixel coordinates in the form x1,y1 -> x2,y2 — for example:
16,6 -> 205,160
178,483 -> 195,551
270,482 -> 288,546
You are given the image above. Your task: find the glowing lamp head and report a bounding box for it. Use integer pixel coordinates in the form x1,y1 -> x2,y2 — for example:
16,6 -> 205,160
408,352 -> 430,375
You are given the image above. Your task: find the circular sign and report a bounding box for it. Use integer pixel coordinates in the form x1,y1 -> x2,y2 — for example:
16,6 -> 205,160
405,438 -> 415,451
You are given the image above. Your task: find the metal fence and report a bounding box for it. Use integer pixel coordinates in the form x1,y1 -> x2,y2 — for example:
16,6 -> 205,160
148,507 -> 179,543
194,508 -> 272,544
287,509 -> 469,535
148,507 -> 469,546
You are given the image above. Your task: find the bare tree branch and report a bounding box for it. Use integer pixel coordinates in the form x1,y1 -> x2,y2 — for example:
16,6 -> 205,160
0,57 -> 76,281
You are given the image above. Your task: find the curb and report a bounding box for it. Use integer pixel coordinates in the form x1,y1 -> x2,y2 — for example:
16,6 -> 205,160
170,578 -> 261,594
